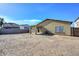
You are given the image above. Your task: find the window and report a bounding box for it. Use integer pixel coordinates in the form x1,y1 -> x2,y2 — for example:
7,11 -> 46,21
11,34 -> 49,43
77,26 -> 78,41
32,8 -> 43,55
55,26 -> 64,32
77,22 -> 79,26
4,27 -> 11,29
20,26 -> 24,29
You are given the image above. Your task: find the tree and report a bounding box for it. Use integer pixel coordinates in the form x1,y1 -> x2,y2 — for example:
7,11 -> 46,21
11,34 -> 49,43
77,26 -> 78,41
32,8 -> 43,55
0,18 -> 4,27
0,17 -> 4,34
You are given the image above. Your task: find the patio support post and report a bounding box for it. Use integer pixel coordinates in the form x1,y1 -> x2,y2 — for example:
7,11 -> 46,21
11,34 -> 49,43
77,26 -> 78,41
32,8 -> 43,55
35,26 -> 37,35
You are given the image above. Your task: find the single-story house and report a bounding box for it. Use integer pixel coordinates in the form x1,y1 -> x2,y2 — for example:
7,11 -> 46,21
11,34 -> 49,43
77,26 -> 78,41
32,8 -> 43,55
35,19 -> 72,35
19,24 -> 30,33
0,23 -> 30,34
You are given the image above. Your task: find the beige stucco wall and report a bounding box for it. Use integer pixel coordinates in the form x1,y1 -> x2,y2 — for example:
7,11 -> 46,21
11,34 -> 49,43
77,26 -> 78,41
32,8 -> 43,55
43,21 -> 71,35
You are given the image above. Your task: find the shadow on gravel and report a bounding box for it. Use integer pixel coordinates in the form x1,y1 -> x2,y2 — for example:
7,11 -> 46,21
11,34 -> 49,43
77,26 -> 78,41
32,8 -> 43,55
36,33 -> 54,36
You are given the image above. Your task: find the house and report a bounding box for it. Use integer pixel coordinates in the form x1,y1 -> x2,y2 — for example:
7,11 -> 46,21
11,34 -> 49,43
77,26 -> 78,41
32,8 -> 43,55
35,19 -> 72,35
1,23 -> 20,34
19,24 -> 30,33
73,17 -> 79,28
1,23 -> 30,34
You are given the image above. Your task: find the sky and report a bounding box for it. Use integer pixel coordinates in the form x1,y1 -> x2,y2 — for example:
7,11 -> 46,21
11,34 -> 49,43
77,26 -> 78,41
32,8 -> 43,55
0,3 -> 79,25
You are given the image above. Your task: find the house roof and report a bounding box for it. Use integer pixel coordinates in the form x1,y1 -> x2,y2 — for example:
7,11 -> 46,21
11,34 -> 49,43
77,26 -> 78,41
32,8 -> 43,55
74,17 -> 79,22
36,18 -> 72,26
20,24 -> 30,28
3,23 -> 19,28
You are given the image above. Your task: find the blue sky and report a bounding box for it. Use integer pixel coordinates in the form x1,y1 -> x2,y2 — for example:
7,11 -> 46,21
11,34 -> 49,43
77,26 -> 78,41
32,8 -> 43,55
0,3 -> 79,25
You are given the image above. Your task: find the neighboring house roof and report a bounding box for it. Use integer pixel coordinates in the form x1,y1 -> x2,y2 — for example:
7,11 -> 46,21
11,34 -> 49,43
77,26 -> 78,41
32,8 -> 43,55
36,19 -> 72,26
20,24 -> 30,28
74,17 -> 79,22
3,23 -> 19,28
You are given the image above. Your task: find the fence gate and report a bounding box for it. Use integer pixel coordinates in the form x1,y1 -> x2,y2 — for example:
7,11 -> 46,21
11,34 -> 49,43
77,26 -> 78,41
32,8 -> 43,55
71,28 -> 79,36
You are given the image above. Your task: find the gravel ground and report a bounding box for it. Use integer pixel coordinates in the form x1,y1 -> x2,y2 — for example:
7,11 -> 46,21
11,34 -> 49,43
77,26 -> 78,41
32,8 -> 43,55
0,33 -> 79,56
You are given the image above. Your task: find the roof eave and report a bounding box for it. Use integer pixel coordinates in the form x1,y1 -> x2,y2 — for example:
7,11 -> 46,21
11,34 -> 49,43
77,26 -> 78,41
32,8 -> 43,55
74,17 -> 79,22
36,18 -> 72,26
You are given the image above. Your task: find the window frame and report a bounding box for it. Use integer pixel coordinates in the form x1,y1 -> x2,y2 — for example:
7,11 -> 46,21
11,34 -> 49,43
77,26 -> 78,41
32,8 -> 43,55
55,26 -> 64,33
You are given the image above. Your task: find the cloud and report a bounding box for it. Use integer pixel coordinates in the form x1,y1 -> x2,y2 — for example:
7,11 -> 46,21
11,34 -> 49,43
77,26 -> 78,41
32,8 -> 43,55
0,15 -> 41,25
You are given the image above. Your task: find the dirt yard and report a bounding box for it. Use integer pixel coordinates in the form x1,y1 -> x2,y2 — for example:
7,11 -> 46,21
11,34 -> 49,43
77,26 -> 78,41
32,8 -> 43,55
0,33 -> 79,56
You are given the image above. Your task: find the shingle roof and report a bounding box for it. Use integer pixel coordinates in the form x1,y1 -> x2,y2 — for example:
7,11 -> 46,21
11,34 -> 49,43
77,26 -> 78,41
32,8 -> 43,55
20,24 -> 30,28
36,18 -> 72,26
74,17 -> 79,22
3,23 -> 19,28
